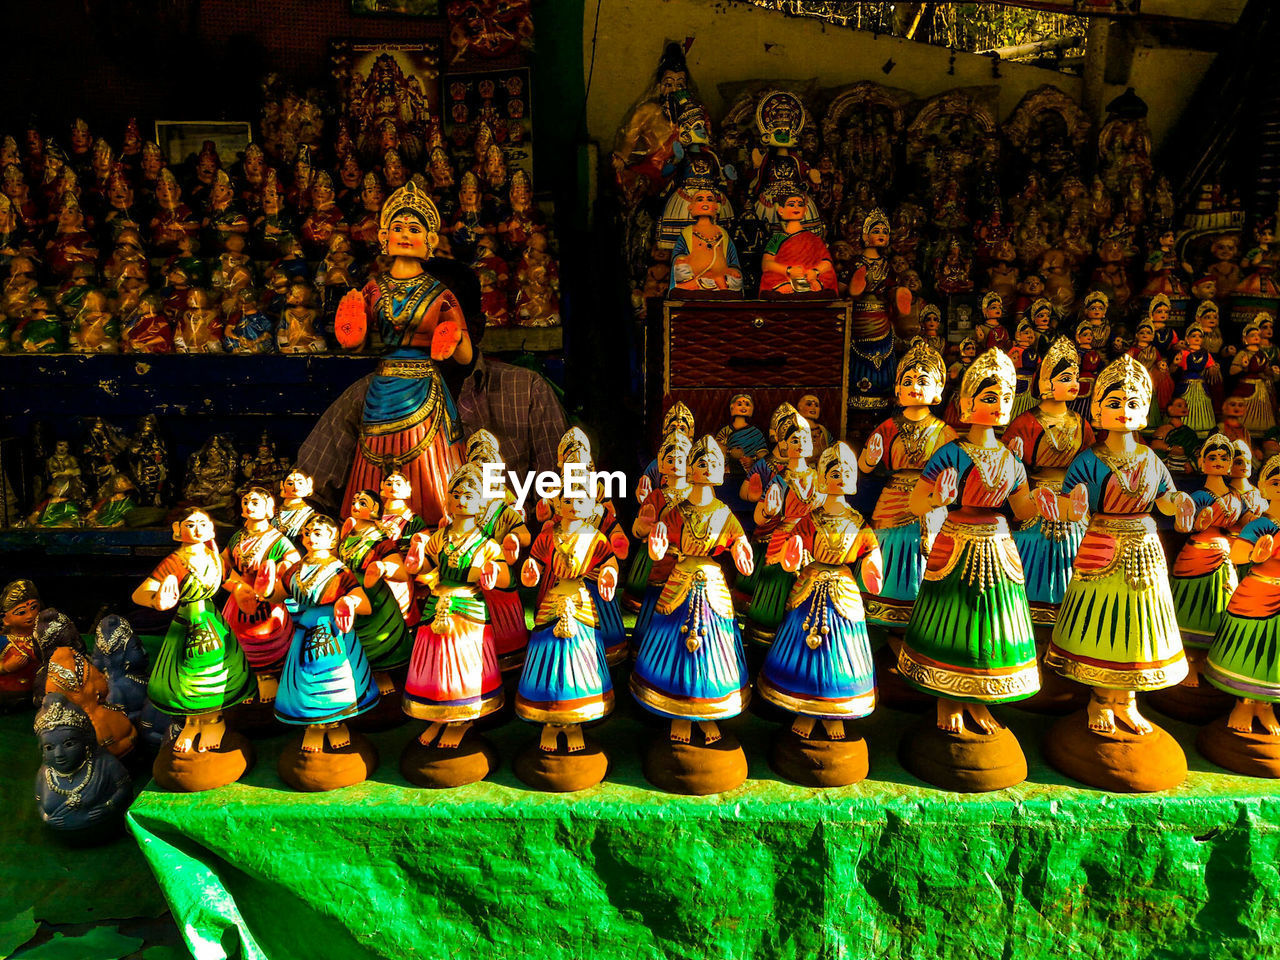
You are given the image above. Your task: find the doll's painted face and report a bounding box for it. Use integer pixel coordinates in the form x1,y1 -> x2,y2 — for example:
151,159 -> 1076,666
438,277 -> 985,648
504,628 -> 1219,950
380,473 -> 411,503
784,420 -> 814,459
363,181 -> 385,212
1076,327 -> 1095,350
730,395 -> 753,419
1200,444 -> 1233,476
1045,364 -> 1080,403
687,452 -> 715,486
41,726 -> 89,776
1166,396 -> 1189,420
658,68 -> 688,97
156,178 -> 179,209
1261,468 -> 1280,500
459,179 -> 480,208
350,491 -> 379,521
1031,307 -> 1052,332
339,157 -> 362,189
687,189 -> 720,219
384,213 -> 434,260
557,489 -> 597,520
777,195 -> 807,223
1223,398 -> 1248,422
311,178 -> 334,207
281,472 -> 313,500
240,490 -> 273,521
301,517 -> 338,554
1231,446 -> 1252,479
797,395 -> 821,421
1262,319 -> 1274,342
657,446 -> 687,479
822,450 -> 857,496
983,300 -> 1002,323
1151,304 -> 1170,327
897,367 -> 942,407
3,597 -> 40,634
1135,325 -> 1154,346
960,342 -> 977,363
1246,327 -> 1262,349
175,510 -> 215,544
965,380 -> 1013,426
1096,385 -> 1149,433
921,316 -> 940,337
447,480 -> 482,518
1017,326 -> 1037,348
864,223 -> 890,249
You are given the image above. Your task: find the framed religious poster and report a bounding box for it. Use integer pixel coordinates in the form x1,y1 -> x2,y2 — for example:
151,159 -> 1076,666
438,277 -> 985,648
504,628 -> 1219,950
443,67 -> 533,181
350,0 -> 440,17
329,40 -> 443,167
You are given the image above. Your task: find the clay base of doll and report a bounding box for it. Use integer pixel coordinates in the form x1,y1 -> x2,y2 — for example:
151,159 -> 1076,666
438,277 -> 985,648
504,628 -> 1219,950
642,726 -> 747,795
873,643 -> 932,713
1146,678 -> 1235,725
226,695 -> 279,739
770,727 -> 868,788
400,731 -> 498,788
1044,711 -> 1187,792
1196,717 -> 1280,779
278,731 -> 379,791
514,738 -> 608,792
152,731 -> 254,792
899,718 -> 1027,793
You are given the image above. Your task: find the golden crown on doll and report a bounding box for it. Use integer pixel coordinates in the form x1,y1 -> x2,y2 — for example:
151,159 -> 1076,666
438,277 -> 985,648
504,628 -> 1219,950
379,180 -> 441,235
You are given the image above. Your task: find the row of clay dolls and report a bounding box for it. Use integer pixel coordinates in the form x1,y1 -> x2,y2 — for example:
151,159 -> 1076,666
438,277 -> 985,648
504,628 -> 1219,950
13,353 -> 1280,830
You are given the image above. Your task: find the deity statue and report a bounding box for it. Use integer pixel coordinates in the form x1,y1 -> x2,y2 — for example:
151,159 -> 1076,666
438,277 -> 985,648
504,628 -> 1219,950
847,209 -> 911,417
758,188 -> 836,297
34,695 -> 131,839
0,579 -> 40,710
90,615 -> 167,751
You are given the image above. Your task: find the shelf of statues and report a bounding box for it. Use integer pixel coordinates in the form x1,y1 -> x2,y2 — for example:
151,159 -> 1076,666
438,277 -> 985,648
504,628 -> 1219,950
0,100 -> 560,360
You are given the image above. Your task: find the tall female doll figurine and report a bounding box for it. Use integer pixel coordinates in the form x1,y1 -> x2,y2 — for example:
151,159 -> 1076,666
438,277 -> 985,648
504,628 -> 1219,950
1002,337 -> 1096,712
132,509 -> 254,791
1148,434 -> 1247,723
337,181 -> 471,526
758,442 -> 884,787
897,349 -> 1074,792
1229,316 -> 1279,434
516,485 -> 619,792
221,487 -> 300,722
465,429 -> 532,674
858,340 -> 954,633
258,514 -> 381,791
846,209 -> 912,420
631,436 -> 755,795
622,404 -> 694,612
400,464 -> 509,787
628,432 -> 693,645
1173,323 -> 1220,438
1200,454 -> 1280,776
1044,355 -> 1198,792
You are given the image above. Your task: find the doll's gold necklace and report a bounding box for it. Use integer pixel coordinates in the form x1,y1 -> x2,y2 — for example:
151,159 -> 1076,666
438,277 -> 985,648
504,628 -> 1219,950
45,760 -> 93,808
960,442 -> 1007,491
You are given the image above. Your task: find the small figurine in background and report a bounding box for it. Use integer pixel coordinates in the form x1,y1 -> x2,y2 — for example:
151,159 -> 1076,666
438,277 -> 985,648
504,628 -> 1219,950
90,615 -> 167,751
182,435 -> 238,517
847,209 -> 912,414
1219,387 -> 1253,453
121,293 -> 174,354
222,289 -> 276,354
17,290 -> 67,354
132,509 -> 255,792
1173,323 -> 1220,437
276,282 -> 327,354
0,579 -> 40,710
127,414 -> 168,508
273,470 -> 317,542
173,288 -> 224,354
1229,439 -> 1268,537
85,474 -> 136,528
512,238 -> 562,327
1208,234 -> 1243,298
714,393 -> 770,520
1237,217 -> 1279,300
300,172 -> 348,260
973,291 -> 1010,352
378,470 -> 425,550
516,482 -> 618,792
759,189 -> 836,297
69,289 -> 118,353
34,695 -> 132,839
632,436 -> 755,795
1008,318 -> 1043,419
1229,317 -> 1279,434
1150,396 -> 1199,476
1141,223 -> 1192,298
897,349 -> 1058,792
1201,453 -> 1280,776
1045,356 -> 1196,792
28,479 -> 82,529
260,513 -> 381,791
758,442 -> 883,787
668,181 -> 742,297
221,487 -> 300,706
1127,320 -> 1175,424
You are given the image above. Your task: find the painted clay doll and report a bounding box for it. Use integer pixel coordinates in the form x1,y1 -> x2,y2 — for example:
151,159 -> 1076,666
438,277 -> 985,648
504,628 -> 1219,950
1008,318 -> 1043,419
744,411 -> 821,651
714,393 -> 770,526
668,181 -> 742,297
974,291 -> 1011,352
1149,293 -> 1180,360
1219,388 -> 1253,455
1195,300 -> 1225,359
1080,290 -> 1111,352
85,474 -> 136,528
272,470 -> 317,542
338,182 -> 470,527
1150,397 -> 1199,476
942,339 -> 978,429
1174,323 -> 1220,437
221,487 -> 300,705
1229,317 -> 1278,434
378,470 -> 426,550
276,283 -> 326,354
797,395 -> 833,460
611,41 -> 688,207
174,288 -> 224,354
27,479 -> 82,529
338,489 -> 414,699
1003,337 -> 1096,630
1201,454 -> 1280,776
34,695 -> 131,839
1153,435 -> 1247,722
628,432 -> 693,644
132,509 -> 254,791
632,436 -> 755,795
36,617 -> 137,760
1044,356 -> 1197,792
401,464 -> 508,787
759,189 -> 836,297
897,349 -> 1063,791
121,293 -> 173,354
0,580 -> 39,710
465,430 -> 531,674
1127,320 -> 1174,425
90,615 -> 167,751
516,484 -> 619,792
847,209 -> 912,416
69,289 -> 118,354
858,340 -> 955,630
1236,218 -> 1279,300
1229,439 -> 1269,542
256,514 -> 380,790
758,442 -> 883,786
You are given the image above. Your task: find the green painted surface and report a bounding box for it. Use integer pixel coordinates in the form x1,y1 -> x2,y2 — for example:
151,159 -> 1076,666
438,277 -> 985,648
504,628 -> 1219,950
127,695 -> 1280,960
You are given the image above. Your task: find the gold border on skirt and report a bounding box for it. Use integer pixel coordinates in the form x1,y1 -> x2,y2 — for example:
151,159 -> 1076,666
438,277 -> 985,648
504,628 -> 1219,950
756,673 -> 875,719
897,646 -> 1040,701
515,688 -> 616,725
1042,646 -> 1188,691
629,674 -> 751,719
401,688 -> 506,721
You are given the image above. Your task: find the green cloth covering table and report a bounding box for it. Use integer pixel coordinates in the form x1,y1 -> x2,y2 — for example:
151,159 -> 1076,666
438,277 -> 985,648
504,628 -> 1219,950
126,697 -> 1280,960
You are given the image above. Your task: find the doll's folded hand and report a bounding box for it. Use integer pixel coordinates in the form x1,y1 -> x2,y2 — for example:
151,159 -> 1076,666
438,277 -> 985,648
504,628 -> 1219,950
535,499 -> 551,523
933,467 -> 959,508
1006,436 -> 1024,461
479,560 -> 501,591
363,563 -> 382,590
404,533 -> 428,574
635,476 -> 653,503
732,536 -> 754,576
648,522 -> 669,561
1068,484 -> 1088,522
253,562 -> 276,601
1174,493 -> 1196,533
333,289 -> 367,350
744,473 -> 763,502
763,482 -> 783,517
672,263 -> 693,283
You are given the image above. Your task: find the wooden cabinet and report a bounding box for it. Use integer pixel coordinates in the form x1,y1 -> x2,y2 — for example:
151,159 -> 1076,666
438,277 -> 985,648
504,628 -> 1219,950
658,299 -> 851,442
